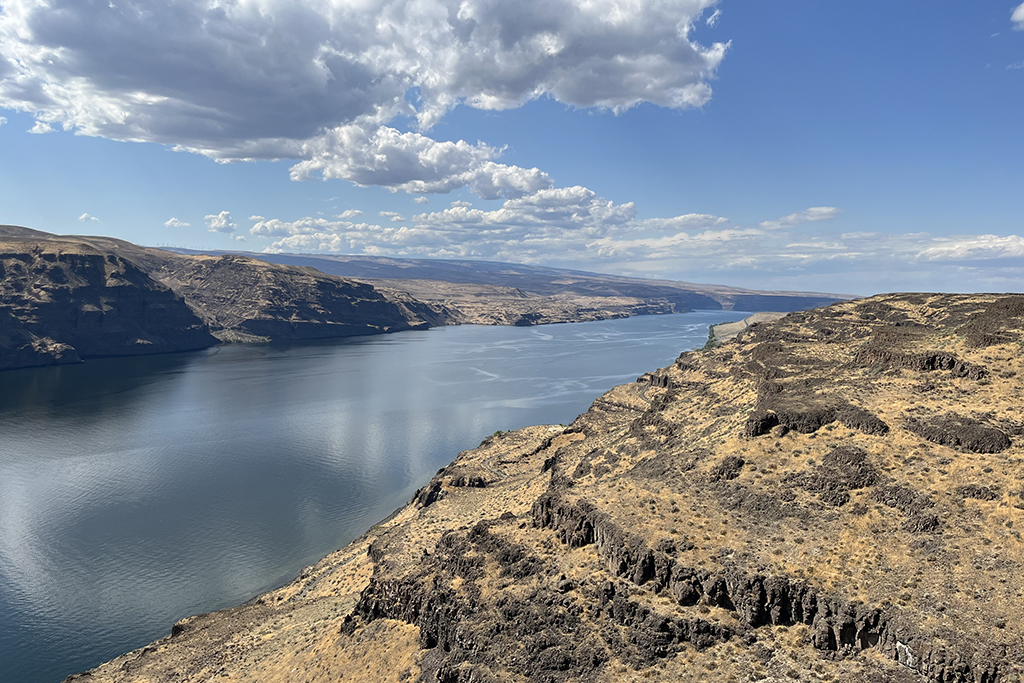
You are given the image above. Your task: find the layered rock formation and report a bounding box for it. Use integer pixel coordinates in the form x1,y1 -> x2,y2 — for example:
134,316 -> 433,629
0,226 -> 452,367
365,279 -> 680,326
72,293 -> 1024,682
148,254 -> 450,343
0,234 -> 216,370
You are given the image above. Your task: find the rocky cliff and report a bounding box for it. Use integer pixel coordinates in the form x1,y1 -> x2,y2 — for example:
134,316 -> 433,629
0,236 -> 216,370
0,226 -> 454,367
71,293 -> 1024,682
148,254 -> 452,343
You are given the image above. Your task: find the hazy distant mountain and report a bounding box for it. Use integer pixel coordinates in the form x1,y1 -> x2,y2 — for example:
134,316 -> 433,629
169,248 -> 851,314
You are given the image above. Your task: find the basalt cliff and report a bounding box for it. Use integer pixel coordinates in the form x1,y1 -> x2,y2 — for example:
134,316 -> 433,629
0,226 -> 448,368
71,293 -> 1024,682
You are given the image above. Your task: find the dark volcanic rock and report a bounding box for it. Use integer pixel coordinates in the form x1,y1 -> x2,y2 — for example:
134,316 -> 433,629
905,413 -> 1011,453
0,239 -> 216,369
153,254 -> 443,342
786,446 -> 880,506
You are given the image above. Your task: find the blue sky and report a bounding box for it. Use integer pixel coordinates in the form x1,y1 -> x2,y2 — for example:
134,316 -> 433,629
1,0 -> 1023,295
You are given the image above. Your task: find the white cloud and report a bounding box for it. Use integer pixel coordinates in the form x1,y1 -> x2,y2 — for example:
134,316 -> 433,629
1013,2 -> 1024,30
413,197 -> 429,205
759,207 -> 841,231
0,116 -> 6,126
290,124 -> 552,199
28,121 -> 52,134
380,211 -> 406,222
0,0 -> 726,197
78,212 -> 98,222
1008,61 -> 1024,70
248,193 -> 1024,293
706,9 -> 722,27
337,209 -> 363,219
256,186 -> 746,264
917,234 -> 1024,261
204,211 -> 237,233
164,217 -> 190,228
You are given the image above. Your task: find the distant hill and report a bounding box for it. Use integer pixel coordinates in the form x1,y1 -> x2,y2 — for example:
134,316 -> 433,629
168,248 -> 852,315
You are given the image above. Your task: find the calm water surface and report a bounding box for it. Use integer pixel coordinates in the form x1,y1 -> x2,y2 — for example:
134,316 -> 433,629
0,311 -> 746,682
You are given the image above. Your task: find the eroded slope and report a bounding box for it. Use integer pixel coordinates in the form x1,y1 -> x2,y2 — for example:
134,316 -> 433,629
74,293 -> 1024,682
0,238 -> 215,369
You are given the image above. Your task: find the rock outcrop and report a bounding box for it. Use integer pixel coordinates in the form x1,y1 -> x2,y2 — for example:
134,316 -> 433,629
0,235 -> 216,369
149,254 -> 450,342
0,226 -> 455,368
70,293 -> 1024,682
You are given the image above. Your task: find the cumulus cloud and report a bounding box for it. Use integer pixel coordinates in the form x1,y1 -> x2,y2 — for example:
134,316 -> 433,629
0,0 -> 726,197
0,116 -> 6,126
164,217 -> 190,228
380,211 -> 406,222
413,197 -> 429,205
28,121 -> 52,134
1013,2 -> 1024,30
337,209 -> 363,219
290,124 -> 552,199
254,186 -> 751,265
759,207 -> 841,231
78,212 -> 98,222
204,211 -> 236,233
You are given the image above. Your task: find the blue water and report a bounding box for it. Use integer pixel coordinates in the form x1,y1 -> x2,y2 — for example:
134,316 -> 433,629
0,311 -> 745,682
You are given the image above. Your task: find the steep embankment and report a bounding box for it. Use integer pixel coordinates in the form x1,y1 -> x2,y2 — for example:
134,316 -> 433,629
149,254 -> 451,343
0,236 -> 216,370
0,226 -> 453,366
74,293 -> 1024,682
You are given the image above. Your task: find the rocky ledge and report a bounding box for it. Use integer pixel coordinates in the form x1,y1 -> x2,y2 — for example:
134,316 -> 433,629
71,293 -> 1024,682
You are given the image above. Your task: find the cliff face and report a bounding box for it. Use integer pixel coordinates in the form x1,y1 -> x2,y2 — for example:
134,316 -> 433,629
73,293 -> 1024,683
0,239 -> 216,369
0,226 -> 456,367
365,279 -> 680,326
149,254 -> 452,343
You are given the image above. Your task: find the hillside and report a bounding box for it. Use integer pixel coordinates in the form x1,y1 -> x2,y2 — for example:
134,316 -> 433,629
172,249 -> 851,316
0,226 -> 449,365
0,231 -> 216,370
70,293 -> 1024,682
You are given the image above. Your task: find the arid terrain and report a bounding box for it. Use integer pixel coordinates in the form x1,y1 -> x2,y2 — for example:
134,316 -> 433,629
69,293 -> 1024,682
0,225 -> 849,370
187,248 -> 850,319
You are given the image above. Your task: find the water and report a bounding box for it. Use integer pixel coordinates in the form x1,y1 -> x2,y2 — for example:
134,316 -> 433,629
0,311 -> 745,682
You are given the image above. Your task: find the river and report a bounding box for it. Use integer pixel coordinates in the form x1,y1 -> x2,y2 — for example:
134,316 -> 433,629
0,311 -> 745,682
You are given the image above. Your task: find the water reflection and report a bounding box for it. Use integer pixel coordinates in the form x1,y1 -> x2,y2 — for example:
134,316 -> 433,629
0,311 -> 747,682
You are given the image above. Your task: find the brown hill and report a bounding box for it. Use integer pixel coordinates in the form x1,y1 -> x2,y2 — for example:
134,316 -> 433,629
70,292 -> 1024,682
180,248 -> 852,315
